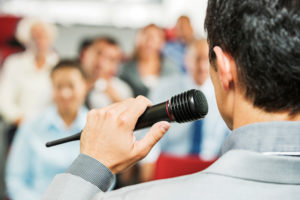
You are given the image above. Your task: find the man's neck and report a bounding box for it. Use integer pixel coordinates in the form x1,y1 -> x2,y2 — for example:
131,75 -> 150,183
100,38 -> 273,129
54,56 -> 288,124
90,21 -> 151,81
233,93 -> 300,129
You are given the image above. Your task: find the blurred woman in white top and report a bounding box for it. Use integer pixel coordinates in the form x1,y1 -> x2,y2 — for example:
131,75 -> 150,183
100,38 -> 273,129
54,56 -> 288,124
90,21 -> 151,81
0,18 -> 59,125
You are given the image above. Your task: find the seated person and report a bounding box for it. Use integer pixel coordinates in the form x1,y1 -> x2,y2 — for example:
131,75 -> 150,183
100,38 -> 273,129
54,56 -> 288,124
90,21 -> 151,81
119,24 -> 179,97
0,18 -> 59,146
139,39 -> 229,181
77,38 -> 96,91
163,15 -> 195,72
0,18 -> 59,125
86,37 -> 133,108
5,60 -> 88,200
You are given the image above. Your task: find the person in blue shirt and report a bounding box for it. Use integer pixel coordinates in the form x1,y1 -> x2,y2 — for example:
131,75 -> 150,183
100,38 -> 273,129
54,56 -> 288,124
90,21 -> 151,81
5,60 -> 89,200
163,16 -> 195,73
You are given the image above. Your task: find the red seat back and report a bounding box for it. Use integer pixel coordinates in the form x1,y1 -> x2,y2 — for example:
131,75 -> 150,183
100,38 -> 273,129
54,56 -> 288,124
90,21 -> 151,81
153,153 -> 217,180
0,15 -> 23,65
0,15 -> 21,45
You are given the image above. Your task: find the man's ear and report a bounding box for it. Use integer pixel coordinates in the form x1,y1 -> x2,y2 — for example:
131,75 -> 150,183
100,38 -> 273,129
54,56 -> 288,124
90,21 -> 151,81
213,46 -> 234,90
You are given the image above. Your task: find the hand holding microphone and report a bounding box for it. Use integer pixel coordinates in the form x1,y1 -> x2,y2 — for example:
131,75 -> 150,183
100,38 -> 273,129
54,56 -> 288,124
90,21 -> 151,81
46,89 -> 208,174
46,89 -> 208,147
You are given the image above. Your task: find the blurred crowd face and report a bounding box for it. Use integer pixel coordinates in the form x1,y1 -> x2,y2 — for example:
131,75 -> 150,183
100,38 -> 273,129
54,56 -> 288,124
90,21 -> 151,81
51,67 -> 87,116
93,40 -> 121,80
80,45 -> 96,80
136,25 -> 165,58
30,22 -> 53,53
186,40 -> 210,86
175,16 -> 194,44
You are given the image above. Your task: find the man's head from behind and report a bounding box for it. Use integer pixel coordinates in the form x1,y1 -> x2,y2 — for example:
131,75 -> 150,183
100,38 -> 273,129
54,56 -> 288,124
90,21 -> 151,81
185,39 -> 210,86
205,0 -> 300,129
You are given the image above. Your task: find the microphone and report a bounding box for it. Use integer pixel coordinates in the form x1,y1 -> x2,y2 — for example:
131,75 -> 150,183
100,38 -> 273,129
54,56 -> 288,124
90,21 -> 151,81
46,89 -> 208,147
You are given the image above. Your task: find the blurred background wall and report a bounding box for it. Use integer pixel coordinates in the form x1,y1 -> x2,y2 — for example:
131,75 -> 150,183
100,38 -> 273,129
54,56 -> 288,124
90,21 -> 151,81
0,0 -> 208,57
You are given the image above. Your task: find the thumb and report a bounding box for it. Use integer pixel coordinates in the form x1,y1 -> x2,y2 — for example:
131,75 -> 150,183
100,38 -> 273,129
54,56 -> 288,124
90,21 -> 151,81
134,121 -> 170,158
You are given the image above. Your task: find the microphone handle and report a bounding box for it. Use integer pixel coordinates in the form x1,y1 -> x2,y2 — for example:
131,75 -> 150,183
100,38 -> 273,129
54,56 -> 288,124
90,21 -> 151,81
46,132 -> 81,147
135,101 -> 173,130
46,101 -> 173,147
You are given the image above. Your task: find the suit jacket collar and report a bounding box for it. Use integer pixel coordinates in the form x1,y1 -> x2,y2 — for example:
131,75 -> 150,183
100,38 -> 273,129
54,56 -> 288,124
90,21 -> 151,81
221,121 -> 300,154
205,149 -> 300,184
208,121 -> 300,184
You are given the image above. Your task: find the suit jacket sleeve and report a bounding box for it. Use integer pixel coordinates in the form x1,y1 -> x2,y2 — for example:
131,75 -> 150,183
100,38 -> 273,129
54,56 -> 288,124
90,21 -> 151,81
42,154 -> 115,200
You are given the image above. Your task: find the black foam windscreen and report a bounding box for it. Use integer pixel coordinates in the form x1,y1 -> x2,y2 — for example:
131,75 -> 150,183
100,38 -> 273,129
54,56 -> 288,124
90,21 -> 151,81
168,89 -> 208,123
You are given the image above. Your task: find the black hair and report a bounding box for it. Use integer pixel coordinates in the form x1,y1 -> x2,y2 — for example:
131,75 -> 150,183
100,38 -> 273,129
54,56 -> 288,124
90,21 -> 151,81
51,59 -> 87,79
78,38 -> 93,55
94,36 -> 119,47
205,0 -> 300,114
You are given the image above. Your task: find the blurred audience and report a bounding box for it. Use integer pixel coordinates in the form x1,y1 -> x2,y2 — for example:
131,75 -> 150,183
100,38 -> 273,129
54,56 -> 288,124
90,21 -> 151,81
163,15 -> 195,72
86,37 -> 133,108
5,60 -> 88,200
78,38 -> 93,63
139,39 -> 229,182
0,14 -> 228,196
119,24 -> 179,97
77,38 -> 96,90
0,18 -> 59,131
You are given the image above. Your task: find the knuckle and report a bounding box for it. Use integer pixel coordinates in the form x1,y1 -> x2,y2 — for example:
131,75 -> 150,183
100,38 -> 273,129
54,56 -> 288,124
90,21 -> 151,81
127,97 -> 135,102
105,109 -> 115,118
87,109 -> 97,119
97,110 -> 106,118
150,133 -> 159,144
137,148 -> 148,159
136,95 -> 151,105
125,97 -> 135,105
118,114 -> 128,125
136,95 -> 146,101
89,109 -> 97,115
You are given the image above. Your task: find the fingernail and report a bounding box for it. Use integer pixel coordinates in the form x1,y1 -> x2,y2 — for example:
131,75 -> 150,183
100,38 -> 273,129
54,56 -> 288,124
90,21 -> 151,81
160,122 -> 170,132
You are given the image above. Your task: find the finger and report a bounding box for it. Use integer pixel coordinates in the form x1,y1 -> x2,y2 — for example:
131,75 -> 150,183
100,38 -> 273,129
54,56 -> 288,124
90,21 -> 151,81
119,96 -> 152,128
107,97 -> 136,115
134,121 -> 170,159
90,98 -> 135,123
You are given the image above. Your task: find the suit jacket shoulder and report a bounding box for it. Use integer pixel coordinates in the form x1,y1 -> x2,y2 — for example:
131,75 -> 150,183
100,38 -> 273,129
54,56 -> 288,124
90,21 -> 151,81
44,150 -> 300,200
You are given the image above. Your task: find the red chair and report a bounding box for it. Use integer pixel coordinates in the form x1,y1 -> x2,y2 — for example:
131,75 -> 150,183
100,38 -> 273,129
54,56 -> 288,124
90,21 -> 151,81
153,153 -> 217,180
0,15 -> 23,66
0,15 -> 21,45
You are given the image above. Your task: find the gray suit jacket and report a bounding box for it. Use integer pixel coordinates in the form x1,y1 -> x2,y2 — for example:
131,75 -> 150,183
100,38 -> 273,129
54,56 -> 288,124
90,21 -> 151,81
43,121 -> 300,200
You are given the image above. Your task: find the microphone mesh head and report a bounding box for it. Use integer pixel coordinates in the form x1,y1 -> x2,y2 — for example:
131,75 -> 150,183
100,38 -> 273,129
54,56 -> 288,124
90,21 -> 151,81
169,89 -> 208,123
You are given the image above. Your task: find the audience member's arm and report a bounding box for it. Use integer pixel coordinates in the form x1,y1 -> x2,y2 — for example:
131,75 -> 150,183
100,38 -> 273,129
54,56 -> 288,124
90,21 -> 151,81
6,124 -> 40,200
43,96 -> 170,199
